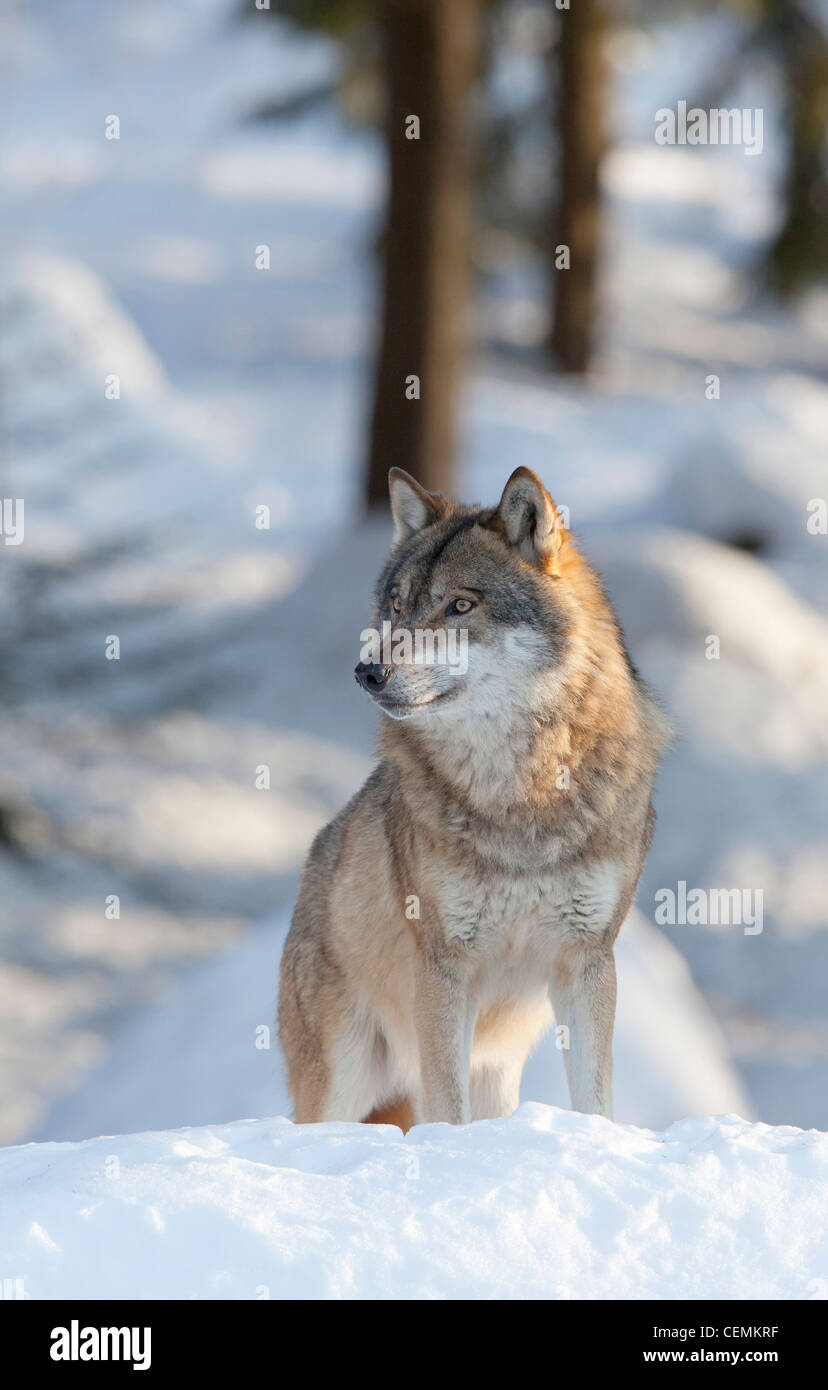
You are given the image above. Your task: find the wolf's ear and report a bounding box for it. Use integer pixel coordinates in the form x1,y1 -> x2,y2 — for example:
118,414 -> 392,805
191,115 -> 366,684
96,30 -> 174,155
388,468 -> 446,544
494,467 -> 563,570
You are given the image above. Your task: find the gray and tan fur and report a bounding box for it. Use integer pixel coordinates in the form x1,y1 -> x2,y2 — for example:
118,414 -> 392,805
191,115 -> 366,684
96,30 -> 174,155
279,467 -> 671,1129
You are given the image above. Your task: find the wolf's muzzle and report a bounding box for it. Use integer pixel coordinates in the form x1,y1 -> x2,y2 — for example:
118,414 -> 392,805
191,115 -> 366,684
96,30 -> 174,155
354,661 -> 393,693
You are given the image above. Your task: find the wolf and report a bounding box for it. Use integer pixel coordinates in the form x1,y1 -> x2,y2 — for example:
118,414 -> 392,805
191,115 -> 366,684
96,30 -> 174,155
279,466 -> 670,1129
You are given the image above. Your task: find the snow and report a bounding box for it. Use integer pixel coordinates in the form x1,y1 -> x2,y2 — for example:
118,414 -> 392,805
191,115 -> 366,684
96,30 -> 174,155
655,375 -> 828,592
3,1107 -> 827,1300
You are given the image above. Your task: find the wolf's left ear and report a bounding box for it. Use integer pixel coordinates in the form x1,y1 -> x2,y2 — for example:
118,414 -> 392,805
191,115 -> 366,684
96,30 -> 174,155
494,467 -> 563,571
388,468 -> 446,544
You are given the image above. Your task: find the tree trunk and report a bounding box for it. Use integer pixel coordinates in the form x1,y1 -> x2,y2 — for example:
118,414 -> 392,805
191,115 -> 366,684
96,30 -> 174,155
365,0 -> 479,507
768,6 -> 828,295
550,0 -> 608,374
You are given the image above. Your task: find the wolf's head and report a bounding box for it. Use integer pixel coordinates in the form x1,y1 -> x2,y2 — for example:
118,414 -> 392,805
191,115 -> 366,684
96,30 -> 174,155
355,467 -> 586,723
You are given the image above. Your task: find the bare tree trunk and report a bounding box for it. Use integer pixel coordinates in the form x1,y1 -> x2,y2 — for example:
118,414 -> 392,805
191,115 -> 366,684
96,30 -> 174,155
768,5 -> 828,294
550,0 -> 608,374
365,0 -> 480,507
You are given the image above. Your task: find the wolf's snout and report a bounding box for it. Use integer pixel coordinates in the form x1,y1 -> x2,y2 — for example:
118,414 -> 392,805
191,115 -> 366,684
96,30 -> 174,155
355,661 -> 393,693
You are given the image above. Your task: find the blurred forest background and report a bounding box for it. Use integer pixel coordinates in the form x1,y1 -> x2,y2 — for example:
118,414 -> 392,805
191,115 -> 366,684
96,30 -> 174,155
0,0 -> 826,1146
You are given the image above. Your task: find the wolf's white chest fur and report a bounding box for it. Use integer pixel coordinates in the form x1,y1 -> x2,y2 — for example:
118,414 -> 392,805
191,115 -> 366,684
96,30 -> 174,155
435,858 -> 621,1005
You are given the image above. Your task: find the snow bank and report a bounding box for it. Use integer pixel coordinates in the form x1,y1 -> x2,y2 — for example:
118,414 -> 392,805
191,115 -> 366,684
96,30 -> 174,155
661,376 -> 828,558
586,528 -> 828,1128
4,1107 -> 826,1300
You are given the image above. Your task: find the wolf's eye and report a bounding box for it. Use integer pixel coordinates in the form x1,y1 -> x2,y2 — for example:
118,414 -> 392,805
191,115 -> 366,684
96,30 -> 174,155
447,597 -> 474,616
391,596 -> 402,615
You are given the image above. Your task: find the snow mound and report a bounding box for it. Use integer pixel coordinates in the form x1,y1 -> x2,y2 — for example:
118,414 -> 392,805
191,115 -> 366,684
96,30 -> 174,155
4,1108 -> 826,1300
589,528 -> 828,1127
590,526 -> 828,739
662,376 -> 828,556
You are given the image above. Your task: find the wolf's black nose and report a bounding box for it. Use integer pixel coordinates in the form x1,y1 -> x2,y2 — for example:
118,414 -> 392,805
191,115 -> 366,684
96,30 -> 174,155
355,661 -> 393,692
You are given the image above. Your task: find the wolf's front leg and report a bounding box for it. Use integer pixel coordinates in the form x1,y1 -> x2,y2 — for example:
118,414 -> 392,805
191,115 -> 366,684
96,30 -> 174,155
414,952 -> 474,1124
549,942 -> 616,1119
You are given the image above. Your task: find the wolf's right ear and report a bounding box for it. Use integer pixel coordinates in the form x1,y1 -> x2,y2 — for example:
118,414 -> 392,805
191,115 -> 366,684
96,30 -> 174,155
493,467 -> 564,571
388,468 -> 446,544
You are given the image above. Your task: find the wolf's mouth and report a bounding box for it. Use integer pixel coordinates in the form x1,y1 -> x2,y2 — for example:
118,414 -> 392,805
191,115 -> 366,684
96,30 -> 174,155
372,686 -> 462,719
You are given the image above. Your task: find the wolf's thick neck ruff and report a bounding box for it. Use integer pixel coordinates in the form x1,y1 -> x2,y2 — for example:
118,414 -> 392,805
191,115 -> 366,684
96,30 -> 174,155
378,656 -> 653,877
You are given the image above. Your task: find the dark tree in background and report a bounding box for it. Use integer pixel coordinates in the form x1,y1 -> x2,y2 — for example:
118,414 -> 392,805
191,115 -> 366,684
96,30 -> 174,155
252,0 -> 826,470
549,0 -> 608,374
256,0 -> 481,505
366,0 -> 481,505
673,0 -> 828,295
764,0 -> 828,294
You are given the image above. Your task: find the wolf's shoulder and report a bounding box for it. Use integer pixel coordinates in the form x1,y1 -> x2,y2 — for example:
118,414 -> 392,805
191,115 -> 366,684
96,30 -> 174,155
304,761 -> 398,869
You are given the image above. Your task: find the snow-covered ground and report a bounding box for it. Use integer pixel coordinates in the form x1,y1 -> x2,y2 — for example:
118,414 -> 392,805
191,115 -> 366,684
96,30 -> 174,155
4,1107 -> 827,1299
0,0 -> 826,1186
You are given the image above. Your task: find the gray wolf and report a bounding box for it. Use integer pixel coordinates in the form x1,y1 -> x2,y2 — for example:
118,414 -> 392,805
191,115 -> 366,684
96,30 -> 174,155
279,466 -> 670,1129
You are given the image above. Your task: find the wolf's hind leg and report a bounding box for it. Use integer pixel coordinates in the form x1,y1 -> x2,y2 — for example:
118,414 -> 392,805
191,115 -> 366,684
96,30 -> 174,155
310,1013 -> 392,1123
292,1073 -> 329,1124
469,1061 -> 523,1121
284,999 -> 387,1124
470,995 -> 551,1120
